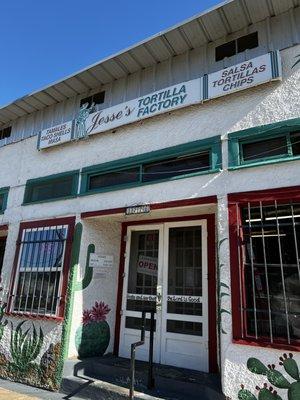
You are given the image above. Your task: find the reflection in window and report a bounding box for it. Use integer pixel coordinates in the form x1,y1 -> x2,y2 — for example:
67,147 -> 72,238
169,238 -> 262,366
13,225 -> 68,316
241,202 -> 300,343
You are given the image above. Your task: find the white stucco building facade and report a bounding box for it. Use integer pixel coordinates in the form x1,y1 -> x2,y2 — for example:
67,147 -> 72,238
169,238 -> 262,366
0,1 -> 299,398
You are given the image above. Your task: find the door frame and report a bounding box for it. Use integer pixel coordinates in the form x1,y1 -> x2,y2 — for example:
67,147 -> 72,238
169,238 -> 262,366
114,213 -> 217,373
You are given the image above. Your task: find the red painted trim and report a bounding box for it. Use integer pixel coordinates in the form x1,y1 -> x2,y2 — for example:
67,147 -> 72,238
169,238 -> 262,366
228,186 -> 300,350
114,213 -> 218,373
228,185 -> 300,203
5,311 -> 63,323
0,225 -> 8,231
81,196 -> 217,219
233,339 -> 300,352
7,216 -> 75,319
113,223 -> 127,356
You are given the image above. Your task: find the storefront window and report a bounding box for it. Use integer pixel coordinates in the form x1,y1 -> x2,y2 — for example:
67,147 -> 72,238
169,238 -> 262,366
231,197 -> 300,347
8,219 -> 74,318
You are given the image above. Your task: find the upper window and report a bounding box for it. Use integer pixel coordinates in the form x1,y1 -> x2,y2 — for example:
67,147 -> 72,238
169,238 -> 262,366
80,91 -> 105,108
0,187 -> 9,214
229,195 -> 300,348
8,218 -> 75,318
216,32 -> 258,62
228,119 -> 300,168
81,138 -> 221,195
24,171 -> 79,204
142,152 -> 210,183
0,127 -> 11,141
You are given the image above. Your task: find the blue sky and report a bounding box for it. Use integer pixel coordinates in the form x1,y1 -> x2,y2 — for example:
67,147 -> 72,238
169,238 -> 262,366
0,0 -> 220,107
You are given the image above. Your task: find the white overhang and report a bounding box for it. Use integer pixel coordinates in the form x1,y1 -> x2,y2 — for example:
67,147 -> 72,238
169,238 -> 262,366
0,0 -> 299,126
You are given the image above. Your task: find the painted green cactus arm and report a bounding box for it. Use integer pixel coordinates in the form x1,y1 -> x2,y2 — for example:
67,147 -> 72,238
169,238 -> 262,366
74,243 -> 95,291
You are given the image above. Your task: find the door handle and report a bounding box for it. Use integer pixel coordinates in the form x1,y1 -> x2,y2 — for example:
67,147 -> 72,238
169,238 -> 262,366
156,285 -> 162,310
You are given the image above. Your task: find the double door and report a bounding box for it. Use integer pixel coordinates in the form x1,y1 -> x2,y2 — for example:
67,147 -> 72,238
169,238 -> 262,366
119,220 -> 209,372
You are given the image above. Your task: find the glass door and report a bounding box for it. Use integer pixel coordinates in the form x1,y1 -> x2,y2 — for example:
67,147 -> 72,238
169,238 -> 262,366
119,225 -> 163,362
161,220 -> 208,372
119,220 -> 209,372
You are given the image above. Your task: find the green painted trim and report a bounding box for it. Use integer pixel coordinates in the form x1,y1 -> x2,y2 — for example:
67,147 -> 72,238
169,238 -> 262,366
22,194 -> 77,206
56,222 -> 82,386
228,117 -> 300,168
80,136 -> 222,195
74,244 -> 95,291
228,154 -> 300,171
23,170 -> 79,205
79,168 -> 221,197
0,187 -> 9,214
82,136 -> 221,174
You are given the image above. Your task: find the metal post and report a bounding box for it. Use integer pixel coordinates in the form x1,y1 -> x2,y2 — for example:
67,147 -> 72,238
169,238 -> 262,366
147,310 -> 155,389
129,311 -> 146,400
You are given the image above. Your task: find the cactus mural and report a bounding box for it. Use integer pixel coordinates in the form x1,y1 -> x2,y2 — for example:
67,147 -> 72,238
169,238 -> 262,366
10,321 -> 44,373
238,354 -> 300,400
0,303 -> 7,341
0,319 -> 62,391
292,55 -> 300,69
75,301 -> 111,358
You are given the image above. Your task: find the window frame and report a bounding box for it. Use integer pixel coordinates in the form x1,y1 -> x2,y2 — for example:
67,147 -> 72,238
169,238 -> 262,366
228,118 -> 300,169
228,186 -> 300,351
7,216 -> 75,320
0,187 -> 9,214
23,170 -> 79,205
80,136 -> 221,196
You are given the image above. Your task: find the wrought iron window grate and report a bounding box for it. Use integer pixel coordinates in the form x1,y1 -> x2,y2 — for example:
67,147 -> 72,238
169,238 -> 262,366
236,201 -> 300,345
12,224 -> 68,317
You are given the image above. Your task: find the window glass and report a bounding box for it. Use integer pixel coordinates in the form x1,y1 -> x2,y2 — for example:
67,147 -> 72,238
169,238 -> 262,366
291,131 -> 300,156
0,195 -> 3,211
142,152 -> 210,183
241,202 -> 300,343
242,136 -> 288,162
80,91 -> 105,108
216,40 -> 236,61
13,225 -> 68,316
0,127 -> 11,140
237,32 -> 258,53
89,168 -> 140,191
216,32 -> 258,61
27,175 -> 75,203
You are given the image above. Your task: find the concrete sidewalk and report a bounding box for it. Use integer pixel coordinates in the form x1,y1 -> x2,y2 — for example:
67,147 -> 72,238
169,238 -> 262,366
0,380 -> 66,400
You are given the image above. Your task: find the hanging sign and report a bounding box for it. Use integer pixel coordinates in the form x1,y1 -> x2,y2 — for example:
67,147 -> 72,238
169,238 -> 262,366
167,295 -> 202,303
206,52 -> 281,100
85,78 -> 202,137
137,255 -> 158,276
38,121 -> 73,150
127,293 -> 156,302
89,253 -> 114,269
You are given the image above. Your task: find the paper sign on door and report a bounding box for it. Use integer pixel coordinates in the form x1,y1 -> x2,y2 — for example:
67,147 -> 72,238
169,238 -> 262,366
137,255 -> 158,276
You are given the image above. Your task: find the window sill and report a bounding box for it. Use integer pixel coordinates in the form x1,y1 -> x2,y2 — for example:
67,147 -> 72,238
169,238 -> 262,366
232,338 -> 300,352
80,168 -> 222,197
228,155 -> 300,171
5,311 -> 64,322
22,194 -> 77,206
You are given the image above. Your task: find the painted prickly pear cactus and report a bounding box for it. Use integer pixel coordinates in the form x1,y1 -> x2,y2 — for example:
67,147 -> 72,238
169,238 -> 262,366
75,301 -> 110,358
238,353 -> 300,400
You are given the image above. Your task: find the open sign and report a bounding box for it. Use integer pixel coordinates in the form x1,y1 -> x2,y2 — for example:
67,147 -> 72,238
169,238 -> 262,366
137,255 -> 158,276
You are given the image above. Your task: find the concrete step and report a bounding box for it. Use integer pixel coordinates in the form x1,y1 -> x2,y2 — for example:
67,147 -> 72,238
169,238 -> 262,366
61,355 -> 225,400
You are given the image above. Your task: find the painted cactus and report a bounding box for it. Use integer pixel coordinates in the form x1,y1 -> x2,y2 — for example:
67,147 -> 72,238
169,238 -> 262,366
238,354 -> 300,400
10,321 -> 44,373
0,303 -> 7,342
75,301 -> 110,358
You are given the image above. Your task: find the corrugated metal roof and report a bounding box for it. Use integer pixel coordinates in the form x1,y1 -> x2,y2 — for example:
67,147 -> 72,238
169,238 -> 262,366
0,0 -> 299,126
